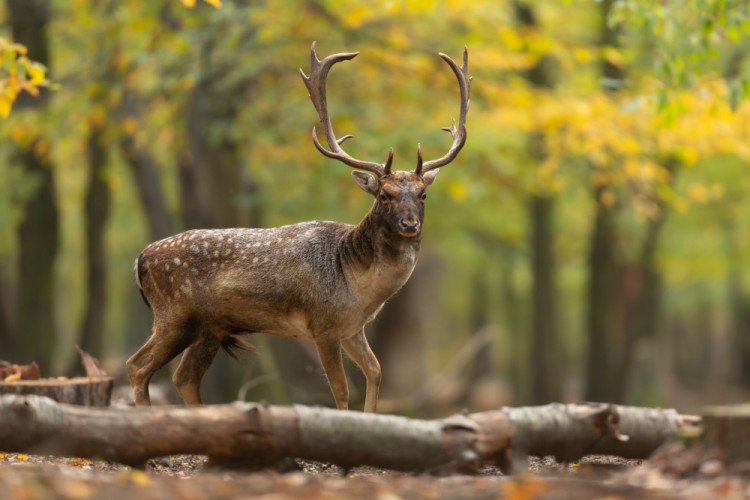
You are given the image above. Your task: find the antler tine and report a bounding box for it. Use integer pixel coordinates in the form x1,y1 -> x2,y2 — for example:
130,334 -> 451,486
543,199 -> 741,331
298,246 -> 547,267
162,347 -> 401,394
300,41 -> 390,177
418,47 -> 471,175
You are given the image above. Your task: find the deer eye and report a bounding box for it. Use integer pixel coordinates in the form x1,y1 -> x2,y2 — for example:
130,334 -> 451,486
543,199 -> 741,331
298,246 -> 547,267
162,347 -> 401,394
379,192 -> 389,203
420,191 -> 427,201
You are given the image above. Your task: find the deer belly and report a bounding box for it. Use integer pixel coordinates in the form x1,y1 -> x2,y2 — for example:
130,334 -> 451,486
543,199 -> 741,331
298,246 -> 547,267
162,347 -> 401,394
222,307 -> 314,341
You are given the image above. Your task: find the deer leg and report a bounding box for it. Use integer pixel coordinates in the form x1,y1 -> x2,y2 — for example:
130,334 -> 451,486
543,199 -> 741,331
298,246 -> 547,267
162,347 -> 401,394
314,336 -> 349,410
126,323 -> 194,406
172,332 -> 221,405
342,329 -> 381,413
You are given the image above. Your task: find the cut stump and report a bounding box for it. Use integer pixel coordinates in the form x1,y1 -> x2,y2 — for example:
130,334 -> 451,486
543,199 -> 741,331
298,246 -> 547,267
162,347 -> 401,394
0,348 -> 113,407
0,377 -> 113,407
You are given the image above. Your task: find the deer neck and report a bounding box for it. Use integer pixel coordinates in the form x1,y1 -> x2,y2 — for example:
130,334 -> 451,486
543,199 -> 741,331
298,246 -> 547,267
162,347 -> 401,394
340,205 -> 421,302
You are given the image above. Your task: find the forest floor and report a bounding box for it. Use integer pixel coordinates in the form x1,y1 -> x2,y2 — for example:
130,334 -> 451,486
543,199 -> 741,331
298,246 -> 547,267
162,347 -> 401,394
1,452 -> 748,499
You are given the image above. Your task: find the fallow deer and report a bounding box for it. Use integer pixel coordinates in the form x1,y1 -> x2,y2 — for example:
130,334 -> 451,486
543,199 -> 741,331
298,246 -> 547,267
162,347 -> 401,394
127,42 -> 470,412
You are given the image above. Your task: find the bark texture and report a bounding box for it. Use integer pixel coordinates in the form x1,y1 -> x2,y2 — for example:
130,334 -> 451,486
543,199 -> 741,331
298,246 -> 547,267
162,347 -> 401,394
8,0 -> 59,370
514,1 -> 563,404
78,123 -> 110,362
0,397 -> 689,471
0,379 -> 113,407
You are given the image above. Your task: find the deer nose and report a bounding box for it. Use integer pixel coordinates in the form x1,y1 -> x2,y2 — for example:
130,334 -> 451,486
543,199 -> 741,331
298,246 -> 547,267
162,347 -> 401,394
399,219 -> 420,235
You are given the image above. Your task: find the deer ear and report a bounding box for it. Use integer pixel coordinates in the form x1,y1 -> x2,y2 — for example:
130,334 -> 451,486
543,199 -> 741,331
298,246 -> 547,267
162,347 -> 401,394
422,169 -> 439,188
351,171 -> 379,195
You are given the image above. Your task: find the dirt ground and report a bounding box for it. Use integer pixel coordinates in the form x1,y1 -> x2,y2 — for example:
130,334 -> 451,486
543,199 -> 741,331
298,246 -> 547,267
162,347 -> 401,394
2,452 -> 749,499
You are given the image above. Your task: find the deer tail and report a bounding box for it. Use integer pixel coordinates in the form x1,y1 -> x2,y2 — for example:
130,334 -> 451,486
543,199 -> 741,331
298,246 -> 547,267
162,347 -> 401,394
221,336 -> 256,358
133,253 -> 151,309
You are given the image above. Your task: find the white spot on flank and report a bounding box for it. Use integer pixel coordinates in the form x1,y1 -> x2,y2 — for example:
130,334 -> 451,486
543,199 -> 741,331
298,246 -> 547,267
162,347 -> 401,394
252,257 -> 259,264
212,262 -> 218,268
191,267 -> 199,276
265,241 -> 272,246
165,264 -> 170,271
253,242 -> 261,247
182,262 -> 188,268
214,250 -> 220,258
189,233 -> 197,241
191,244 -> 200,253
263,257 -> 269,263
277,238 -> 283,243
217,235 -> 223,241
228,238 -> 233,244
174,258 -> 181,265
223,248 -> 232,256
169,276 -> 174,283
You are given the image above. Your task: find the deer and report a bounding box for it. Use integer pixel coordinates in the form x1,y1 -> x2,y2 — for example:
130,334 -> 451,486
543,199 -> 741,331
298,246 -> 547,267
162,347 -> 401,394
126,42 -> 470,413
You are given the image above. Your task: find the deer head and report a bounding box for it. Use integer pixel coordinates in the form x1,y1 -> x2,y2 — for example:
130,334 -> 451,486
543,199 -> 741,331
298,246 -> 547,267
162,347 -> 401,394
300,42 -> 471,239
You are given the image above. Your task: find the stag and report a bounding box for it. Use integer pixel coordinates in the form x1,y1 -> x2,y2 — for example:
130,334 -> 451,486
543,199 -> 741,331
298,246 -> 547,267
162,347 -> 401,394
127,42 -> 470,412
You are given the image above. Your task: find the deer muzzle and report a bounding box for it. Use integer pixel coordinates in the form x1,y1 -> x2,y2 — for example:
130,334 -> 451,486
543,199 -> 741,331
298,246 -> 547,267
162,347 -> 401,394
398,219 -> 421,237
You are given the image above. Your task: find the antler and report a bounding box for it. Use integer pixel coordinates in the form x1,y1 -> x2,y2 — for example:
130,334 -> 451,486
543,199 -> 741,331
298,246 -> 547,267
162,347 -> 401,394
415,47 -> 471,175
300,41 -> 393,177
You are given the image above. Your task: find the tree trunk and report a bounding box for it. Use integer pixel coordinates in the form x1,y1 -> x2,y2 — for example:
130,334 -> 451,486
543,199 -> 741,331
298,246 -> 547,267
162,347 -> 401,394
8,0 -> 58,371
585,0 -> 629,403
119,91 -> 173,242
183,54 -> 247,230
585,188 -> 620,401
513,1 -> 563,404
77,123 -> 110,364
0,395 -> 690,471
529,194 -> 562,404
0,285 -> 11,358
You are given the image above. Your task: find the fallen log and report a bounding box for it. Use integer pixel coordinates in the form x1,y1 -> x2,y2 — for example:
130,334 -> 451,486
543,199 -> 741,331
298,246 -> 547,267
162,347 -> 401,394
0,396 -> 695,471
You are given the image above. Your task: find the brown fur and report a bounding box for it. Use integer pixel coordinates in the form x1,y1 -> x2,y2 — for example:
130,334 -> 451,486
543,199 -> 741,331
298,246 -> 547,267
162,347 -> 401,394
127,172 -> 433,411
127,44 -> 469,412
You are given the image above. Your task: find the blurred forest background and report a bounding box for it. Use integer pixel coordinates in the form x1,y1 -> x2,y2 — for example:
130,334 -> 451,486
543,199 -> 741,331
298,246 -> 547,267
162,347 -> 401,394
1,0 -> 750,415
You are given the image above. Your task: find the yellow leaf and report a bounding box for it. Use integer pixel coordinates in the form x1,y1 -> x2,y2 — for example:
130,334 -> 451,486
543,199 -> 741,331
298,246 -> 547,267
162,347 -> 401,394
17,454 -> 29,460
572,47 -> 592,63
130,470 -> 150,486
4,372 -> 20,381
448,181 -> 466,202
181,0 -> 196,7
602,46 -> 624,67
27,64 -> 45,86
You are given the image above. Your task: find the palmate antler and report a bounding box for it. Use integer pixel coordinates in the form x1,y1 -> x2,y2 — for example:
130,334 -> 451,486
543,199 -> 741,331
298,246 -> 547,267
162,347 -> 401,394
300,42 -> 470,178
416,48 -> 471,175
300,41 -> 392,177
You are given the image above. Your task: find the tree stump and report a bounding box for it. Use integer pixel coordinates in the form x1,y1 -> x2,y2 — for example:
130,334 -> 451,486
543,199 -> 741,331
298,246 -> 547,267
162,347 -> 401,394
0,377 -> 113,407
0,349 -> 113,407
701,404 -> 750,464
